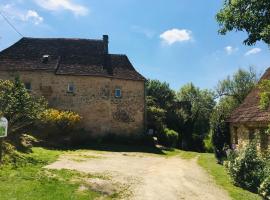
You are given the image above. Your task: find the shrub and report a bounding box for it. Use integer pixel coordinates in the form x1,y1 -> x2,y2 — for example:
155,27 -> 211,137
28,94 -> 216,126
39,109 -> 81,135
226,142 -> 266,192
203,133 -> 214,153
0,78 -> 47,137
158,128 -> 178,148
259,176 -> 270,200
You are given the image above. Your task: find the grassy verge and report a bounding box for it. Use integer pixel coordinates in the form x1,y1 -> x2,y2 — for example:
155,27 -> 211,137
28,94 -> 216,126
197,153 -> 261,200
0,148 -> 117,200
161,148 -> 261,200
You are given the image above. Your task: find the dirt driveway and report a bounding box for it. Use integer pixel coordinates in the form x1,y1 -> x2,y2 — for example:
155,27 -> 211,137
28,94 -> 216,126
46,150 -> 230,200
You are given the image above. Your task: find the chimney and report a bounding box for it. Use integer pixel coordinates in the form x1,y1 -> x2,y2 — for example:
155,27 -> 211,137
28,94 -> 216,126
103,35 -> 109,54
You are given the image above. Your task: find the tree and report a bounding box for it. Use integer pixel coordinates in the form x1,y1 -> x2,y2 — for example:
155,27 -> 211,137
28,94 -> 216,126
216,67 -> 258,104
146,79 -> 175,109
258,79 -> 270,110
177,83 -> 216,151
0,77 -> 47,137
217,0 -> 270,45
210,97 -> 236,162
211,68 -> 258,162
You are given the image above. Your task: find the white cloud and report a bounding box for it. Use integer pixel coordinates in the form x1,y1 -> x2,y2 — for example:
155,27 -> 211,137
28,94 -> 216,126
25,10 -> 43,25
245,48 -> 262,56
34,0 -> 89,16
224,46 -> 238,55
160,28 -> 192,45
0,4 -> 43,25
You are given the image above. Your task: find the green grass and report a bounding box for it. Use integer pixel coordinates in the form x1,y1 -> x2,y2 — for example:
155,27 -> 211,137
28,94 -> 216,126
0,148 -> 116,200
162,148 -> 198,159
197,153 -> 261,200
161,148 -> 261,200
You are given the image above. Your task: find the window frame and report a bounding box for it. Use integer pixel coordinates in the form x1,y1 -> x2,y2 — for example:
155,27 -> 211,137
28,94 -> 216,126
115,88 -> 122,98
24,82 -> 32,92
67,83 -> 75,93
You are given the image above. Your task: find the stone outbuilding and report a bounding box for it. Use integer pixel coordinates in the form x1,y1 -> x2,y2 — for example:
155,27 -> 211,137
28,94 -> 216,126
228,68 -> 270,151
0,35 -> 146,137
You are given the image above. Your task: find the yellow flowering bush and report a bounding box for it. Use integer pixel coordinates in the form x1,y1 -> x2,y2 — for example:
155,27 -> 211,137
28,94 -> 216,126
40,109 -> 81,131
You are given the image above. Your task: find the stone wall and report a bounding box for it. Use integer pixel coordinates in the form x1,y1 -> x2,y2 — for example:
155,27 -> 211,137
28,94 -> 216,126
0,71 -> 145,137
230,122 -> 270,151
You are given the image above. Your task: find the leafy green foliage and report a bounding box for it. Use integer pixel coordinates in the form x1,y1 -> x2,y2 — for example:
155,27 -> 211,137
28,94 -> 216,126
146,80 -> 175,109
225,142 -> 266,193
211,68 -> 258,161
216,0 -> 270,45
158,128 -> 179,148
258,79 -> 270,110
0,77 -> 47,136
216,67 -> 257,104
198,153 -> 261,200
203,133 -> 214,153
146,96 -> 166,133
177,83 -> 215,151
259,175 -> 270,200
39,108 -> 81,134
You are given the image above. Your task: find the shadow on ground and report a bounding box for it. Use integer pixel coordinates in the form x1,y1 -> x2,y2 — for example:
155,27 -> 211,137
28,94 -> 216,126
38,142 -> 166,155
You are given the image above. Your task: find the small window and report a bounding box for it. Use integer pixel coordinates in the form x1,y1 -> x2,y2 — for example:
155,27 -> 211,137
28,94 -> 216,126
24,82 -> 31,91
42,55 -> 50,64
67,83 -> 75,93
115,88 -> 121,98
233,127 -> 238,145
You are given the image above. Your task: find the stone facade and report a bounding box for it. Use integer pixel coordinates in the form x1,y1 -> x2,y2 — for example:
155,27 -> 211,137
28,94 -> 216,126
0,71 -> 145,137
230,122 -> 270,151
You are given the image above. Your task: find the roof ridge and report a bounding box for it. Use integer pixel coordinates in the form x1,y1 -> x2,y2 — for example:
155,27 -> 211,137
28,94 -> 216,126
22,37 -> 103,42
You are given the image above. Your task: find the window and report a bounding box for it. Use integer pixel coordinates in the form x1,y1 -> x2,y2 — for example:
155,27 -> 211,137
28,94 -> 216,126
24,82 -> 31,91
42,55 -> 50,64
115,88 -> 121,98
67,83 -> 75,93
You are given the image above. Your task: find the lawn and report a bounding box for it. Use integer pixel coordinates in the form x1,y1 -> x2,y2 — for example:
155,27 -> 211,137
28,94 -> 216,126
0,148 -> 117,200
167,149 -> 262,200
197,153 -> 261,200
0,146 -> 263,200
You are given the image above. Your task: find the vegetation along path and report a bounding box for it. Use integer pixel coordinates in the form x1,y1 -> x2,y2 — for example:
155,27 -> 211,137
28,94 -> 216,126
46,149 -> 230,200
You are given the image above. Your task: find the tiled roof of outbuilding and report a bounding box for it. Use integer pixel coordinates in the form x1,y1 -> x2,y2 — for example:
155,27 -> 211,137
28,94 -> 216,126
229,68 -> 270,123
0,37 -> 145,81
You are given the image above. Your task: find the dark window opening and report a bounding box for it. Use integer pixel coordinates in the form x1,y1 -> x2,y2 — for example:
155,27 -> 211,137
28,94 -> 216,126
24,82 -> 31,91
115,88 -> 122,98
42,55 -> 50,64
67,83 -> 75,93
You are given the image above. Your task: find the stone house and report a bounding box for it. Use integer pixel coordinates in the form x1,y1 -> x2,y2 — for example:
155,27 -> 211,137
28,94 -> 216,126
228,68 -> 270,151
0,35 -> 146,137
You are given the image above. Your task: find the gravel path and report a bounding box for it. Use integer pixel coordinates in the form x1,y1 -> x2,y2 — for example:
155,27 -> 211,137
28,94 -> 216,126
46,151 -> 230,200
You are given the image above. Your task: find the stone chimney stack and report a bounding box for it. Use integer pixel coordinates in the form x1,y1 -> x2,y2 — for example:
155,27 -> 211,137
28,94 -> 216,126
103,35 -> 109,54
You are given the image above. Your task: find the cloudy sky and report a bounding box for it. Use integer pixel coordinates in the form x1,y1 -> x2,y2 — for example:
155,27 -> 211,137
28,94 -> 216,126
0,0 -> 269,90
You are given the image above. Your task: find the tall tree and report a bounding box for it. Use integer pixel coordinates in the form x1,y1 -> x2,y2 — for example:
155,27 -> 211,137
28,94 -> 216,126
216,67 -> 258,104
216,0 -> 270,45
177,83 -> 216,151
211,68 -> 258,162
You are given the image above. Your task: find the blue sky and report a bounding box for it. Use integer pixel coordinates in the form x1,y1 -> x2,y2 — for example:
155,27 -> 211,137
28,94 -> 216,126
0,0 -> 269,90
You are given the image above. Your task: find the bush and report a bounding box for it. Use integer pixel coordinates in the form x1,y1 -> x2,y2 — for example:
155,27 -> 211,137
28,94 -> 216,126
158,128 -> 178,148
203,133 -> 214,153
259,176 -> 270,200
39,109 -> 81,134
0,78 -> 47,137
226,142 -> 266,193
